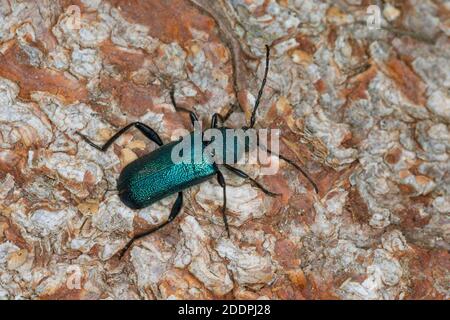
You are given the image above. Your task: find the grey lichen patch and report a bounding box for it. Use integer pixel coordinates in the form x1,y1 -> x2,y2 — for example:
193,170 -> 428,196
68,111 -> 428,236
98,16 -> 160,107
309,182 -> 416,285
29,207 -> 77,238
0,78 -> 53,148
338,248 -> 404,299
185,41 -> 233,116
70,48 -> 103,79
427,90 -> 450,123
154,43 -> 187,80
109,8 -> 160,53
216,238 -> 277,289
229,0 -> 321,51
175,216 -> 233,296
52,4 -> 111,50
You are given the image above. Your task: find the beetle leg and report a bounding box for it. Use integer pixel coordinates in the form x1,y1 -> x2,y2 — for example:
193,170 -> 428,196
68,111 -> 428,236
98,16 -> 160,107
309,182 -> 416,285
216,171 -> 231,238
223,164 -> 280,197
257,141 -> 319,194
167,191 -> 184,222
76,122 -> 163,152
118,192 -> 183,259
170,89 -> 199,127
210,103 -> 239,129
249,45 -> 270,129
210,113 -> 225,128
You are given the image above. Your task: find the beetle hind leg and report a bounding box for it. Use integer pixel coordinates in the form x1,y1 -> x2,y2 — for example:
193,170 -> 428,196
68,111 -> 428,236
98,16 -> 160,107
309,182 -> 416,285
117,192 -> 183,259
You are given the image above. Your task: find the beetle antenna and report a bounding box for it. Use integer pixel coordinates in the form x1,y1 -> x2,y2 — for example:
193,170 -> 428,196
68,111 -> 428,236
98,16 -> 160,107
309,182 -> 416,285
249,45 -> 270,129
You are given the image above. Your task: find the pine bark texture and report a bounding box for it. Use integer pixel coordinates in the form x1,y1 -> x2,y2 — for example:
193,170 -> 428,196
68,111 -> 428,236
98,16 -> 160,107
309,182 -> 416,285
0,0 -> 448,299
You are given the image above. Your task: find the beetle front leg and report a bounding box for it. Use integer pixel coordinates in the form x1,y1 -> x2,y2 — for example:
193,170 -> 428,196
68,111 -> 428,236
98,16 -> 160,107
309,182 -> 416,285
210,103 -> 240,129
76,122 -> 164,152
216,171 -> 231,238
170,89 -> 199,128
118,192 -> 183,259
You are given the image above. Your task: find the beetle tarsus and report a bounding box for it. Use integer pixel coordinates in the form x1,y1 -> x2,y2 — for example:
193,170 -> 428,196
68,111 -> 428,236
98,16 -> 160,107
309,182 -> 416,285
217,171 -> 231,238
75,131 -> 104,151
249,45 -> 270,129
118,240 -> 132,260
77,122 -> 164,153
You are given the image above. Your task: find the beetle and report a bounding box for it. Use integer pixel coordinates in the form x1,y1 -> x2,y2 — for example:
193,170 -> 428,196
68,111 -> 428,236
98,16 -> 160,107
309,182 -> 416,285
76,45 -> 318,257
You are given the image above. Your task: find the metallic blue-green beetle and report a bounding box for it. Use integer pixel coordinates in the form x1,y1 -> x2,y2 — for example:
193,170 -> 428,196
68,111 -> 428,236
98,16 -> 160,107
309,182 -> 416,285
76,46 -> 318,257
